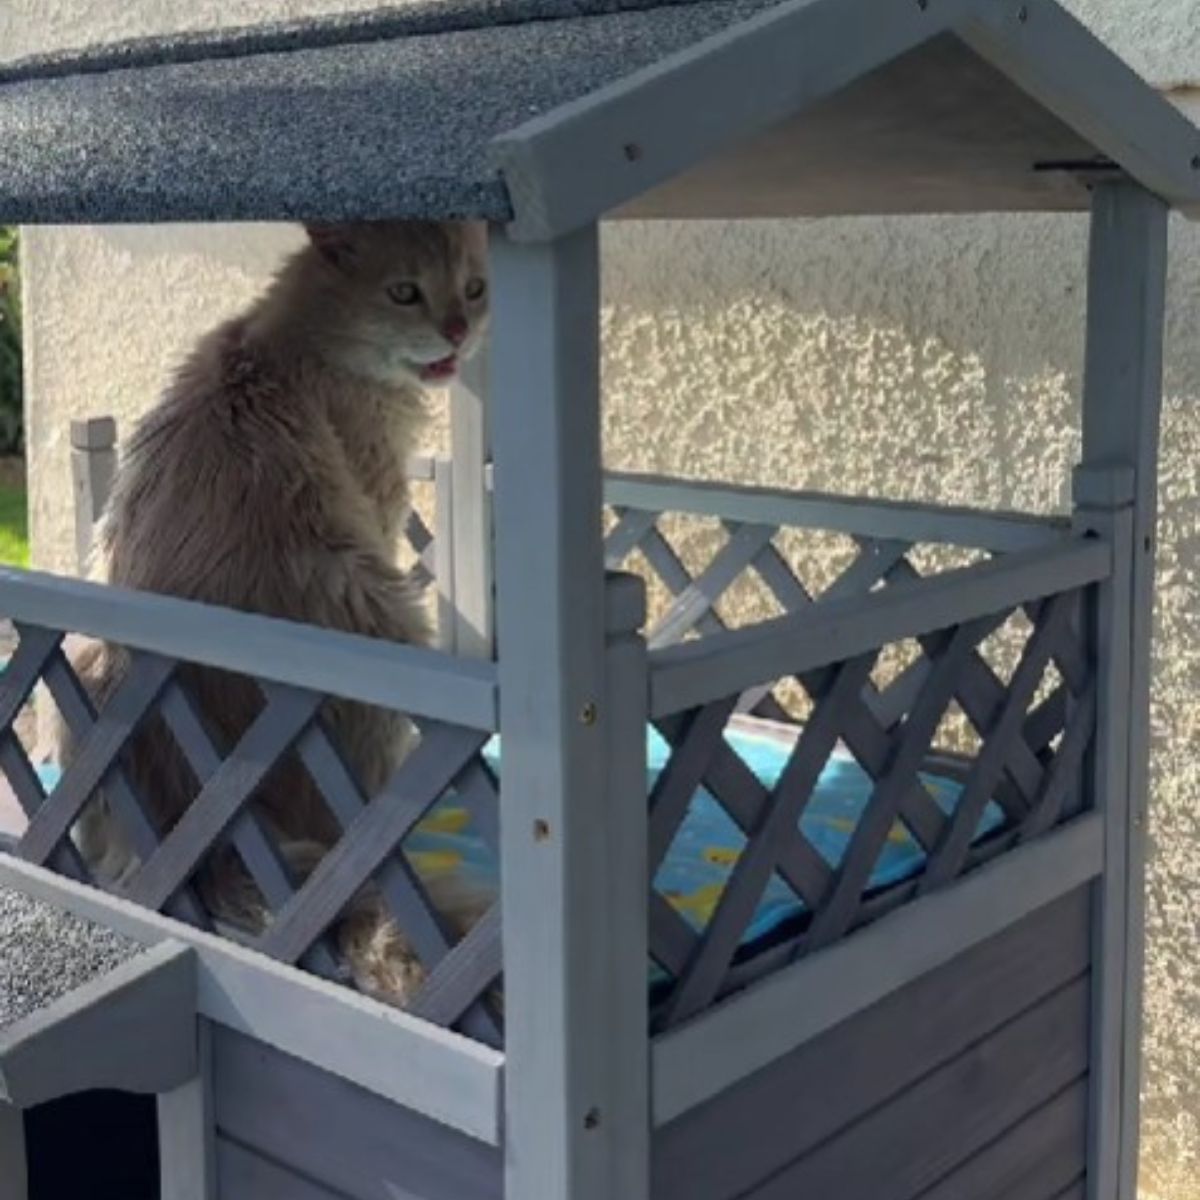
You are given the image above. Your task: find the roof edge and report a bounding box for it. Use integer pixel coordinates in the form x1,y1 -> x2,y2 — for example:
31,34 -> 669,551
955,1 -> 1200,219
490,0 -> 977,241
491,0 -> 1200,240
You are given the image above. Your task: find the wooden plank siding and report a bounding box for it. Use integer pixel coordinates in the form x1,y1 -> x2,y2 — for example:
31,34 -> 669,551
653,888 -> 1091,1200
211,1028 -> 502,1200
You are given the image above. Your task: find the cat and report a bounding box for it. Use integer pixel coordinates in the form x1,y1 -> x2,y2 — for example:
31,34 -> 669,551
59,220 -> 490,1007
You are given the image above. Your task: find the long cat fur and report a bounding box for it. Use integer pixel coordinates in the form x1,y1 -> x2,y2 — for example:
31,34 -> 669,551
59,221 -> 491,1006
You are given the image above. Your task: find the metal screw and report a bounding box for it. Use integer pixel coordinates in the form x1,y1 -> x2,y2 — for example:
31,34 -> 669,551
623,143 -> 643,163
916,0 -> 928,9
1144,535 -> 1153,552
1192,154 -> 1200,171
584,1108 -> 602,1131
1017,4 -> 1028,20
533,819 -> 551,842
580,701 -> 598,726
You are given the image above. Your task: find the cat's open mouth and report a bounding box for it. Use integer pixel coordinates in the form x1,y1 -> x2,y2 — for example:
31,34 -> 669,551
418,355 -> 458,382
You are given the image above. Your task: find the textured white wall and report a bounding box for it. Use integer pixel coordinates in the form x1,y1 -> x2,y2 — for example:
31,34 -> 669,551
8,3 -> 1200,1198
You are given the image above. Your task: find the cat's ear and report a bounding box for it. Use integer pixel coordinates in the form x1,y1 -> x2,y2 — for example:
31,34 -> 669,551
303,223 -> 359,271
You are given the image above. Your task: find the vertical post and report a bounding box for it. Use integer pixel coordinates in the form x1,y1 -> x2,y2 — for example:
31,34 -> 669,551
1076,181 -> 1168,1200
157,1021 -> 215,1200
491,224 -> 650,1200
69,416 -> 117,574
0,1102 -> 28,1200
449,349 -> 494,658
433,456 -> 458,652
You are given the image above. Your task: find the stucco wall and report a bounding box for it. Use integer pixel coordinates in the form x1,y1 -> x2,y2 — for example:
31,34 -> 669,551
8,3 -> 1200,1198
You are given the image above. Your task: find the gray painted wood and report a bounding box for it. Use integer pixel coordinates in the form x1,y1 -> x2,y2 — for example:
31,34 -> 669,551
862,557 -> 1065,811
157,681 -> 342,981
21,650 -> 175,864
0,853 -> 504,1144
662,653 -> 875,1024
278,719 -> 500,1042
604,473 -> 1070,554
637,525 -> 727,640
491,224 -> 645,1199
654,888 -> 1090,1200
407,902 -> 503,1030
601,571 -> 652,1200
604,508 -> 659,568
449,348 -> 495,658
740,978 -> 1090,1200
648,699 -> 738,868
70,417 -> 117,572
125,684 -> 321,911
911,1080 -> 1087,1200
807,620 -> 990,951
260,721 -> 487,965
217,1138 -> 350,1200
1021,680 -> 1097,841
0,1101 -> 27,1200
0,565 -> 499,729
647,522 -> 774,649
0,940 -> 196,1107
648,539 -> 1110,718
669,722 -> 833,912
433,455 -> 458,651
213,1027 -> 501,1200
652,813 -> 1102,1124
956,0 -> 1200,217
159,1020 -> 216,1200
921,592 -> 1076,891
33,649 -> 211,927
1075,181 -> 1168,1200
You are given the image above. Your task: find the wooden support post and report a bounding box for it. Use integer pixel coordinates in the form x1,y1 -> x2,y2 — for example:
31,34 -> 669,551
432,456 -> 458,652
69,417 -> 117,573
491,224 -> 650,1200
449,348 -> 494,658
1075,181 -> 1168,1200
157,1020 -> 215,1200
0,1101 -> 28,1200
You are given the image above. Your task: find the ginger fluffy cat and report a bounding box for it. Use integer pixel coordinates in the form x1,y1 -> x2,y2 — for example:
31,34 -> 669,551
61,221 -> 490,1006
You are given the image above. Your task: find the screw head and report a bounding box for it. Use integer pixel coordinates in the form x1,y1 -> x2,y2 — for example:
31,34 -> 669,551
580,701 -> 598,726
584,1108 -> 602,1131
916,0 -> 928,9
533,819 -> 551,843
623,143 -> 642,163
1017,4 -> 1028,19
1192,154 -> 1200,170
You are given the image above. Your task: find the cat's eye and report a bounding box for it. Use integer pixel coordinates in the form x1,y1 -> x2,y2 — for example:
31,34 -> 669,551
387,282 -> 421,306
465,277 -> 487,302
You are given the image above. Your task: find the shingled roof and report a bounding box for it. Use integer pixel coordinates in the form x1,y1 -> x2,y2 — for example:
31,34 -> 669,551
0,0 -> 1194,236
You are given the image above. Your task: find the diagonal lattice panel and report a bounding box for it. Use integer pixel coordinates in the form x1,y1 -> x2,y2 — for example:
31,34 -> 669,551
919,591 -> 1078,892
805,617 -> 997,953
661,651 -> 879,1025
124,683 -> 323,912
21,644 -> 213,928
155,678 -> 344,981
291,718 -> 503,1042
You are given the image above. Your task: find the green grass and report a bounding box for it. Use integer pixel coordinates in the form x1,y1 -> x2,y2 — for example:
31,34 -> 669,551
0,483 -> 29,567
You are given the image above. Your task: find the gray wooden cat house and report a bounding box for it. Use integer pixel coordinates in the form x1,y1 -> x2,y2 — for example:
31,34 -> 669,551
0,0 -> 1197,1197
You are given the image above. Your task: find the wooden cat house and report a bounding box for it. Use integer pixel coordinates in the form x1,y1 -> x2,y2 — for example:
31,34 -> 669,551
0,0 -> 1197,1197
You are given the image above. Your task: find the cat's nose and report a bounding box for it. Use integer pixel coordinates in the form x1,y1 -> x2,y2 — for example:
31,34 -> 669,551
442,316 -> 469,346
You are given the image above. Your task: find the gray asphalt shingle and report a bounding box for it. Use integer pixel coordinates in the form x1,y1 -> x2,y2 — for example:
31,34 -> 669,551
0,886 -> 142,1031
0,0 -> 777,224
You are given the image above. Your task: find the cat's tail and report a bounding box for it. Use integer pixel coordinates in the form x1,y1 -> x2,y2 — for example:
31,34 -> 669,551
206,836 -> 491,1010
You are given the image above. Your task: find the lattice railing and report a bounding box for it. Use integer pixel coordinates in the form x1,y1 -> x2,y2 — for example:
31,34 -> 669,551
640,535 -> 1108,1029
44,442 -> 1111,1037
0,570 -> 505,1045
